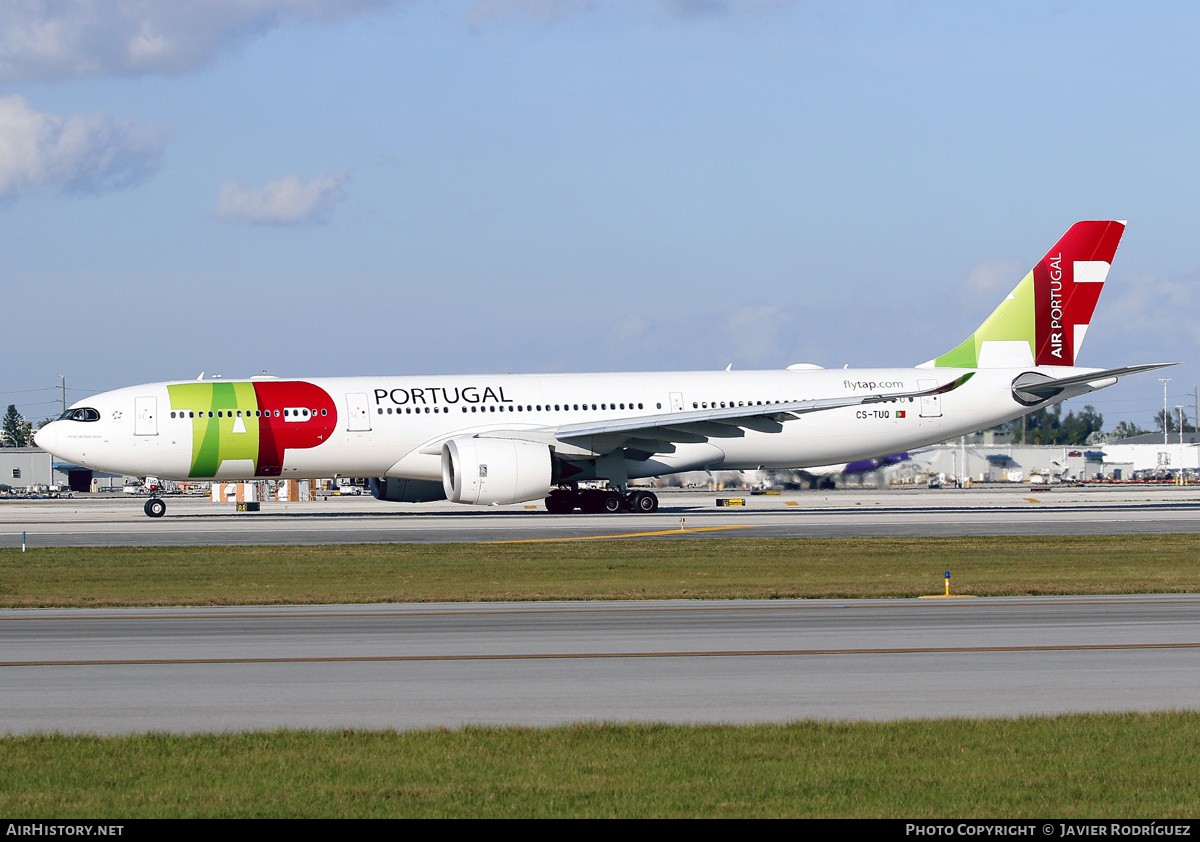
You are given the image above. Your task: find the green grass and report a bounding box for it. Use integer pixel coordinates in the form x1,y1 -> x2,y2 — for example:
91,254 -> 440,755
1,535 -> 1199,607
3,714 -> 1199,817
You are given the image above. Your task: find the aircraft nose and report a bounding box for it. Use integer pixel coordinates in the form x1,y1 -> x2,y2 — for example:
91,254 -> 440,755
33,422 -> 57,453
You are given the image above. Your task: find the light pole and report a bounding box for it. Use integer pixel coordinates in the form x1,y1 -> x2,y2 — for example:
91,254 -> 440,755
1161,378 -> 1172,445
1178,406 -> 1185,445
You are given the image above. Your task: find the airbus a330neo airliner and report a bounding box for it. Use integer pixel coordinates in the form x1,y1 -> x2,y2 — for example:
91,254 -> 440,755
35,221 -> 1172,517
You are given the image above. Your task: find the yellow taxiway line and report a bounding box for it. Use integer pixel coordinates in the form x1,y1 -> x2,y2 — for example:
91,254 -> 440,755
485,525 -> 757,544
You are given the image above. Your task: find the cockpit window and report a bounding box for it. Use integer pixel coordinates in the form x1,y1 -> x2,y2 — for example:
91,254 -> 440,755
59,407 -> 101,422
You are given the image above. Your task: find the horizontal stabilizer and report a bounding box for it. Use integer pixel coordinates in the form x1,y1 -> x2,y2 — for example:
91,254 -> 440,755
1011,362 -> 1177,404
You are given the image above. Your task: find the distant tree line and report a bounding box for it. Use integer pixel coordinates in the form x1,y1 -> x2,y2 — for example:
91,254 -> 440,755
1,405 -> 31,447
989,404 -> 1105,446
984,403 -> 1199,446
0,406 -> 54,448
1152,409 -> 1196,435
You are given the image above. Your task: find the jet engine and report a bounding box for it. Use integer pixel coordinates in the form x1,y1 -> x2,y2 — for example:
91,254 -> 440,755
369,477 -> 447,503
441,437 -> 554,505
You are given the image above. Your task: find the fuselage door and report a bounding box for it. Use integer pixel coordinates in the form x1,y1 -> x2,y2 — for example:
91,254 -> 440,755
917,379 -> 942,418
134,397 -> 158,436
346,393 -> 372,431
670,392 -> 684,412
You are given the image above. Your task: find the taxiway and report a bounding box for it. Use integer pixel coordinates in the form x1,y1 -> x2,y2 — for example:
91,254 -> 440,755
3,485 -> 1200,547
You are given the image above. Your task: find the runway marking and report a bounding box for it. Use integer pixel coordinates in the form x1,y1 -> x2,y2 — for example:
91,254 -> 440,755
4,641 -> 1200,667
484,525 -> 757,543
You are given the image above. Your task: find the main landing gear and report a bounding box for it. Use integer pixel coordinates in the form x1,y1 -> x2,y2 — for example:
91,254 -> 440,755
144,497 -> 166,518
544,488 -> 659,514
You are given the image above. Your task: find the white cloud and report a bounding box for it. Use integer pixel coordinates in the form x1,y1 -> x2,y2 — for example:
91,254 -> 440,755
0,94 -> 166,197
465,0 -> 788,24
720,303 -> 792,365
214,170 -> 351,224
1098,272 -> 1200,341
658,0 -> 785,18
965,258 -> 1026,293
0,1 -> 396,83
466,0 -> 594,24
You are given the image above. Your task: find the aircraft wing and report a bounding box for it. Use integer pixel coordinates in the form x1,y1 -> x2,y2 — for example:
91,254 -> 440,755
548,373 -> 975,457
412,374 -> 975,459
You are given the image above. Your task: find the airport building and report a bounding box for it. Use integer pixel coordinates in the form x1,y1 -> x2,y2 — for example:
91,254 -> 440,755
887,440 -> 1200,485
0,447 -> 123,492
0,448 -> 53,489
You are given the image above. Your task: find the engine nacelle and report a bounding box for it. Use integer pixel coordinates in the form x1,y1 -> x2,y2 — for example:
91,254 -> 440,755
369,477 -> 447,503
441,437 -> 554,505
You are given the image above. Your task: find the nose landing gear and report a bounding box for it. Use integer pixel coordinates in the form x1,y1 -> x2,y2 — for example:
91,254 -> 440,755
144,498 -> 166,518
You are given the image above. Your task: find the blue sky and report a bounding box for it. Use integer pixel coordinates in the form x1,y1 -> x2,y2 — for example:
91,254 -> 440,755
3,1 -> 1199,431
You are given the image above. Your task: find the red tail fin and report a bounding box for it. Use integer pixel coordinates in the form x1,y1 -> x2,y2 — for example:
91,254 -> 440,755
1032,220 -> 1125,366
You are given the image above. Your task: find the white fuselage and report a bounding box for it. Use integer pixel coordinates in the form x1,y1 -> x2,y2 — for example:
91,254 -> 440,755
34,366 -> 1076,491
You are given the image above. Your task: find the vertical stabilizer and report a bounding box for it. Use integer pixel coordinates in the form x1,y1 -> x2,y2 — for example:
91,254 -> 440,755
926,220 -> 1126,368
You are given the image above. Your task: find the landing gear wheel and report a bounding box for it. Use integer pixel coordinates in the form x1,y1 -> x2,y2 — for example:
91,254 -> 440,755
601,491 -> 624,513
545,491 -> 577,514
579,491 -> 603,514
144,498 -> 166,518
628,491 -> 658,513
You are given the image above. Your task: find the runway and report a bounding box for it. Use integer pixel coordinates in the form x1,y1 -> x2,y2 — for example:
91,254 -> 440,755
2,594 -> 1199,734
3,484 -> 1200,547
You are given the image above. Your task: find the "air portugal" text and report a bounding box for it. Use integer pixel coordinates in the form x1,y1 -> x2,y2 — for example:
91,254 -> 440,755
1048,252 -> 1064,359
